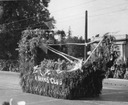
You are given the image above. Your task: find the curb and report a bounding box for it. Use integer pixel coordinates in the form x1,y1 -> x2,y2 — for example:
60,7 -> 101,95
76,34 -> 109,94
103,78 -> 128,87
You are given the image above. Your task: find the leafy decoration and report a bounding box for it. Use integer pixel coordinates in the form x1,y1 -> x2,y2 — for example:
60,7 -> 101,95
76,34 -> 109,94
18,29 -> 116,99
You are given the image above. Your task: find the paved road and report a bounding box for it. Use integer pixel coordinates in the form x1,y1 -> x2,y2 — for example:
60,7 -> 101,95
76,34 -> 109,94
0,71 -> 128,105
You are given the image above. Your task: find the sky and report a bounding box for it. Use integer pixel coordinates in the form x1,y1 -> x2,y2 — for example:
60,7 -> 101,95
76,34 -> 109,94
49,0 -> 128,38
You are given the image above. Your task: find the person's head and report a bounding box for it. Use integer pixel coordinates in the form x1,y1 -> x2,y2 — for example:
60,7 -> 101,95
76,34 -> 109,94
2,102 -> 9,105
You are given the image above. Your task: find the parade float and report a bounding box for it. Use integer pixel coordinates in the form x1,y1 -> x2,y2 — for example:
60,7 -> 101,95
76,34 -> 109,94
18,29 -> 117,99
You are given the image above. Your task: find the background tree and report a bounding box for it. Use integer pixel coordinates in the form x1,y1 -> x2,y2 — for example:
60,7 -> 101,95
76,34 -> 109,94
56,30 -> 66,44
54,28 -> 88,58
0,0 -> 54,59
65,36 -> 85,58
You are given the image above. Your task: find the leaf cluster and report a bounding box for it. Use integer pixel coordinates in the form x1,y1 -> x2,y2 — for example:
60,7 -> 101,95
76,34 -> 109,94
0,0 -> 53,60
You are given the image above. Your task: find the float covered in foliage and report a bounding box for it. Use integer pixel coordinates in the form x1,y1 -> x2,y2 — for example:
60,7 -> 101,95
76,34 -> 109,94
18,29 -> 116,99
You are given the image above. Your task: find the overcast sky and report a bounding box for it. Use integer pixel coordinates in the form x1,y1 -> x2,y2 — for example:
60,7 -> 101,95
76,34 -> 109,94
49,0 -> 128,38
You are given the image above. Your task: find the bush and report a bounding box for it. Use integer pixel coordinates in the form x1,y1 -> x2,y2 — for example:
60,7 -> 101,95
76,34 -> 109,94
18,30 -> 116,99
0,59 -> 19,72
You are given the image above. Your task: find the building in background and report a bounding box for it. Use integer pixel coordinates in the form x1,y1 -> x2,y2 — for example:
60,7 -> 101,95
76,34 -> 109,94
91,34 -> 128,62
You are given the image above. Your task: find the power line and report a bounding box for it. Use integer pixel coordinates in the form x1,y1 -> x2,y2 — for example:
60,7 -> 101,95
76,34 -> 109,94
1,1 -> 127,26
7,22 -> 42,32
0,0 -> 95,26
7,22 -> 50,32
50,0 -> 95,14
89,8 -> 128,18
3,7 -> 127,27
56,16 -> 84,23
2,16 -> 36,25
6,8 -> 128,32
1,2 -> 48,26
1,1 -> 128,31
91,3 -> 126,12
1,10 -> 83,29
88,2 -> 128,19
50,1 -> 127,17
49,8 -> 128,23
48,2 -> 128,22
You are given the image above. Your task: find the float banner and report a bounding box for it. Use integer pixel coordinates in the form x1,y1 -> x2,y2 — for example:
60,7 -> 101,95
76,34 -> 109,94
35,75 -> 62,85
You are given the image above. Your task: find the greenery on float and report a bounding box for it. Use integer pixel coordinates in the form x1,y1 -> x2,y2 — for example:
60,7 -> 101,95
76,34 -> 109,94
18,29 -> 117,99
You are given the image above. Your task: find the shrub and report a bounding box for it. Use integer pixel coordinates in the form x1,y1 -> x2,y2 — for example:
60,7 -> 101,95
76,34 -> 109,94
0,59 -> 19,72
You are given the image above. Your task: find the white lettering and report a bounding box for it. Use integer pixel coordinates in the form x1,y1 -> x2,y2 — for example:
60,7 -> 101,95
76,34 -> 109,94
50,78 -> 54,84
35,76 -> 62,85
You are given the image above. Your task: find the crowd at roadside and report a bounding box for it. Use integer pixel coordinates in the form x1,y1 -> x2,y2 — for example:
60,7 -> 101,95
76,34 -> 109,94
106,58 -> 128,79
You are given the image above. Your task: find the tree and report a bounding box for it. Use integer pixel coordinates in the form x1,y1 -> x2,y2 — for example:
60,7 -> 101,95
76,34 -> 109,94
56,30 -> 66,43
65,36 -> 85,58
67,26 -> 72,38
0,0 -> 54,59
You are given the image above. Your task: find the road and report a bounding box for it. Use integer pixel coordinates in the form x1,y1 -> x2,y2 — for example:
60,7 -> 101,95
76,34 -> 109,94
0,71 -> 128,105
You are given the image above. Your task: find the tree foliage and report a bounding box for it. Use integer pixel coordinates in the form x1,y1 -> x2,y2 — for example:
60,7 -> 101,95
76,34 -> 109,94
0,0 -> 53,59
65,36 -> 86,58
55,30 -> 66,43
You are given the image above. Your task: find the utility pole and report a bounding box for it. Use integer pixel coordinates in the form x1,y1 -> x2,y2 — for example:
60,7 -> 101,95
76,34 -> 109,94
84,10 -> 88,60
